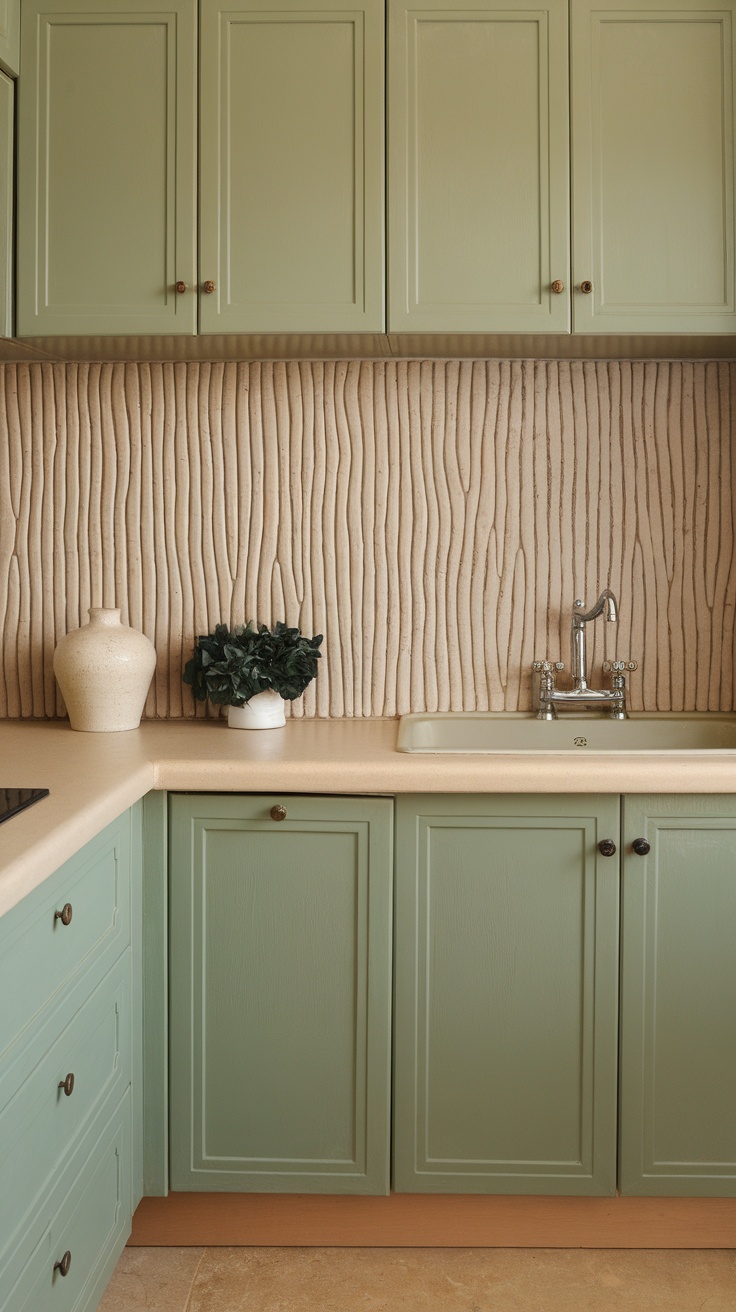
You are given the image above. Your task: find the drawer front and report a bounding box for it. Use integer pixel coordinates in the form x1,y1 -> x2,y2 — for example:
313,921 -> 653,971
0,813 -> 131,1066
0,1093 -> 131,1312
0,957 -> 130,1271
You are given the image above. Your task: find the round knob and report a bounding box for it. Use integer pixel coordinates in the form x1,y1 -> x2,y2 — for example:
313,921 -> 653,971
202,280 -> 216,294
175,281 -> 188,293
54,1251 -> 72,1278
632,837 -> 650,856
270,804 -> 287,822
58,1073 -> 75,1097
551,280 -> 564,294
598,839 -> 617,857
580,280 -> 593,294
55,903 -> 73,927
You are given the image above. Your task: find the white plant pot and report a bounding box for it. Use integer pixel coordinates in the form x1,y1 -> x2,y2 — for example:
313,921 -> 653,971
227,689 -> 286,730
53,607 -> 157,732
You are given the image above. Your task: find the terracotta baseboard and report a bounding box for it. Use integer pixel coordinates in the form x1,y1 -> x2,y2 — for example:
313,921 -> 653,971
129,1192 -> 736,1249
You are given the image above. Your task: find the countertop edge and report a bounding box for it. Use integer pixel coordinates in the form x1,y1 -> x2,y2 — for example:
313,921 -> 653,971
3,716 -> 736,918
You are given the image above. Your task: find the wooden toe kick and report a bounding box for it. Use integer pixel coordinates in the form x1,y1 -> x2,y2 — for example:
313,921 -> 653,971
129,1193 -> 736,1249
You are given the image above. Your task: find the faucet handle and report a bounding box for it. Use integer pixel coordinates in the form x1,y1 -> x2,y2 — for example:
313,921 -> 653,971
603,660 -> 638,673
533,660 -> 565,673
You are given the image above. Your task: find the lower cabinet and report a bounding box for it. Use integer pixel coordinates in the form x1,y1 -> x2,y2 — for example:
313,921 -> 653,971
165,789 -> 736,1201
393,794 -> 621,1195
168,793 -> 394,1194
0,807 -> 141,1312
619,795 -> 736,1196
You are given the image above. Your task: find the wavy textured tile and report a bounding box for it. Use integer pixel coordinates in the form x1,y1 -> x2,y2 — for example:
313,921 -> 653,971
0,360 -> 733,719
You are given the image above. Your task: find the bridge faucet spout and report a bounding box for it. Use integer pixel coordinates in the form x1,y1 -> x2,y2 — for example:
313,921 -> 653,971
571,590 -> 618,689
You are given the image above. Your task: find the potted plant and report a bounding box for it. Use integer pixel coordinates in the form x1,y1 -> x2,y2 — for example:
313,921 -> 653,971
183,621 -> 322,729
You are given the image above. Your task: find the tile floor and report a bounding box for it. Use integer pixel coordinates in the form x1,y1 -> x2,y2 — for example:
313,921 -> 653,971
99,1246 -> 736,1311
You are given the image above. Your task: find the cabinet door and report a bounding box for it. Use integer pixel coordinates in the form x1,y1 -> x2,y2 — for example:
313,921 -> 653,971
0,0 -> 18,76
0,70 -> 12,337
572,0 -> 736,333
169,794 -> 393,1194
388,0 -> 570,333
17,0 -> 197,336
394,794 -> 620,1195
199,0 -> 384,333
620,795 -> 736,1196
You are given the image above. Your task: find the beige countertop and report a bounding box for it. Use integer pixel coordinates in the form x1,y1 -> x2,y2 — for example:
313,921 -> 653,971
3,716 -> 736,917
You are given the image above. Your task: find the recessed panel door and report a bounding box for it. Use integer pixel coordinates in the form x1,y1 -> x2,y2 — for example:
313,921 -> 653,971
199,0 -> 385,332
17,0 -> 197,335
388,0 -> 570,332
394,793 -> 620,1194
169,793 -> 393,1194
572,0 -> 736,332
620,795 -> 736,1195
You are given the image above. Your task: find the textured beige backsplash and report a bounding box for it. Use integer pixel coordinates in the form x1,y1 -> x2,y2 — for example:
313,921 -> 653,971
0,359 -> 734,719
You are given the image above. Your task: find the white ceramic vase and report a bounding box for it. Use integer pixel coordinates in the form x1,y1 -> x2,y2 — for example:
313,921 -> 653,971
53,607 -> 157,732
227,689 -> 286,730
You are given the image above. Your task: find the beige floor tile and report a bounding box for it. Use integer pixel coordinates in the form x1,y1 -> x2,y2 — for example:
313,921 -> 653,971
186,1246 -> 736,1312
97,1246 -> 204,1312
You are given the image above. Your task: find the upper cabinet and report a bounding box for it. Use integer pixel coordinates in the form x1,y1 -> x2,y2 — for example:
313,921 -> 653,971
16,0 -> 384,337
572,0 -> 736,334
0,0 -> 18,76
388,0 -> 571,333
390,0 -> 736,334
199,0 -> 384,332
17,0 -> 197,336
0,70 -> 12,337
15,0 -> 736,336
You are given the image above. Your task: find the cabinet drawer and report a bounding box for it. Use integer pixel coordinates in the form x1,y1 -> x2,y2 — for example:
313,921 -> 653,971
0,957 -> 130,1272
0,814 -> 131,1066
0,1092 -> 131,1312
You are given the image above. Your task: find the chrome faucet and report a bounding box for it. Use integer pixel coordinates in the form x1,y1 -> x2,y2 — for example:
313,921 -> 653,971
533,590 -> 637,721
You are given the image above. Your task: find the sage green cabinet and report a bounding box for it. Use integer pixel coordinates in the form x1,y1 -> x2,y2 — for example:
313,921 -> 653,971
389,0 -> 736,334
388,0 -> 570,334
0,0 -> 18,76
572,0 -> 736,334
0,806 -> 142,1312
393,794 -> 620,1194
0,69 -> 12,337
17,0 -> 383,336
199,0 -> 385,333
619,795 -> 736,1196
16,0 -> 197,336
169,793 -> 393,1194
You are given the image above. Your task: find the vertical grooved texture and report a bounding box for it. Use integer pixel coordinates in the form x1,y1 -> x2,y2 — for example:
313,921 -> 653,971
0,360 -> 734,718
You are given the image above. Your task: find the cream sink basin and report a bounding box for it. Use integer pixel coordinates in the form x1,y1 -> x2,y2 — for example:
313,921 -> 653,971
397,712 -> 736,754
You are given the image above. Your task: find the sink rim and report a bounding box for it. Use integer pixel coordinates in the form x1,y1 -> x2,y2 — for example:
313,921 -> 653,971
396,710 -> 736,755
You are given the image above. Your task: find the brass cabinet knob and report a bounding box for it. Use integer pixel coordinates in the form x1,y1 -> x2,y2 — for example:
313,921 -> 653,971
632,837 -> 650,856
202,280 -> 216,294
54,903 -> 73,926
270,804 -> 287,822
598,839 -> 617,857
58,1072 -> 75,1097
175,281 -> 188,293
550,279 -> 564,294
54,1251 -> 72,1278
580,280 -> 593,294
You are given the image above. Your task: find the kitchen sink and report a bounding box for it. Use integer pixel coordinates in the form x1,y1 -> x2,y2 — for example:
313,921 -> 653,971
397,712 -> 736,754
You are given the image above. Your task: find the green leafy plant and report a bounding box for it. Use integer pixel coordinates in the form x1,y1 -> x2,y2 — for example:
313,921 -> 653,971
183,621 -> 323,707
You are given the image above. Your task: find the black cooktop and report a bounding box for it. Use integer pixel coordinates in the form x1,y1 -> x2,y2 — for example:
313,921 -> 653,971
0,787 -> 50,825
